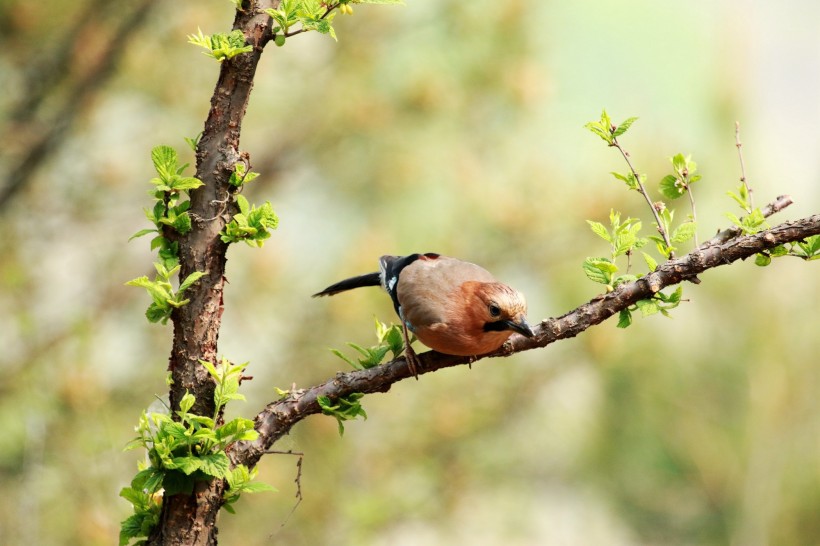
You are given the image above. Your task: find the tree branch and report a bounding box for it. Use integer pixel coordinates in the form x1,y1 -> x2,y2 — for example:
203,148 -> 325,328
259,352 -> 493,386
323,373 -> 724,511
151,3 -> 281,545
230,212 -> 820,469
0,0 -> 158,212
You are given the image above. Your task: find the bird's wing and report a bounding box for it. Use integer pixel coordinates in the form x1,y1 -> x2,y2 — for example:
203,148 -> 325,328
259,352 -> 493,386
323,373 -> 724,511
396,255 -> 496,330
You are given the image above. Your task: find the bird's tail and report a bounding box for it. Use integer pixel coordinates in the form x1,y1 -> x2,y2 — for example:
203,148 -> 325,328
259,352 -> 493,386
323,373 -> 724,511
312,272 -> 381,297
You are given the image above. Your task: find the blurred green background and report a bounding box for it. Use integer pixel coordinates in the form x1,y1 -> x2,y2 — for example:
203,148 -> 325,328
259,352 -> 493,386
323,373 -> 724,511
1,0 -> 819,544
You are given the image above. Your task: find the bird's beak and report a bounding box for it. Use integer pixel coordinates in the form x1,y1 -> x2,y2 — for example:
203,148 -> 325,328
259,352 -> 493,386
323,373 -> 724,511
505,316 -> 535,338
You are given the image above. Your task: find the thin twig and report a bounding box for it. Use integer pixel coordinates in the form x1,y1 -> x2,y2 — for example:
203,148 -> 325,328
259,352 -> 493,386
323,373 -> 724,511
611,138 -> 674,256
735,122 -> 755,211
265,450 -> 304,537
686,182 -> 699,246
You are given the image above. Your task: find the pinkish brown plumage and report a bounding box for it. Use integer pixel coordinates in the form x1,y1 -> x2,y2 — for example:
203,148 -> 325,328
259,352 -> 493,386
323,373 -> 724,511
313,253 -> 535,374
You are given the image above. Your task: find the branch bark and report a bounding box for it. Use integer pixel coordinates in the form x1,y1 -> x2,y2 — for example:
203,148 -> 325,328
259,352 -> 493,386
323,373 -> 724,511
229,213 -> 820,469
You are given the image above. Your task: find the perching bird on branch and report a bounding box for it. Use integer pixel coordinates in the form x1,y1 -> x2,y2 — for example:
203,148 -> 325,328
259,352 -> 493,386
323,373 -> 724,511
313,253 -> 535,375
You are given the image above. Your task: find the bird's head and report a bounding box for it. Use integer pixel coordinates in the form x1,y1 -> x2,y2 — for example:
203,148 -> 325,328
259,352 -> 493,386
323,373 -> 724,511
468,282 -> 535,338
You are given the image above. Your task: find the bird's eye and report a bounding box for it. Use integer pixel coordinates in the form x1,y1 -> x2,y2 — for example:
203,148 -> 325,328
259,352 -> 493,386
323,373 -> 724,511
488,303 -> 501,317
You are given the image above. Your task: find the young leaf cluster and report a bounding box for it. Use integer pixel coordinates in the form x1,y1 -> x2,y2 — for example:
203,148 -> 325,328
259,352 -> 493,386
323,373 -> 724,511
727,180 -> 753,213
119,360 -> 272,545
330,318 -> 405,370
659,153 -> 701,200
725,208 -> 767,235
228,162 -> 260,187
650,206 -> 696,258
130,145 -> 203,267
583,208 -> 685,328
318,393 -> 367,436
755,233 -> 820,266
584,109 -> 638,146
188,28 -> 253,61
265,0 -> 404,47
126,265 -> 205,324
266,0 -> 339,44
220,194 -> 279,246
616,286 -> 683,328
128,145 -> 207,323
583,210 -> 646,291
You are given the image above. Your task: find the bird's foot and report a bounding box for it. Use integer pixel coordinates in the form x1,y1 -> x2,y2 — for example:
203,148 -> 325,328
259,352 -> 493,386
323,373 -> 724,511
404,344 -> 421,379
400,320 -> 421,379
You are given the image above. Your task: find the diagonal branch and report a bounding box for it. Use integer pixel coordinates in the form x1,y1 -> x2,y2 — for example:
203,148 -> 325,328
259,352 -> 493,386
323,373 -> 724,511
0,0 -> 158,212
230,211 -> 820,469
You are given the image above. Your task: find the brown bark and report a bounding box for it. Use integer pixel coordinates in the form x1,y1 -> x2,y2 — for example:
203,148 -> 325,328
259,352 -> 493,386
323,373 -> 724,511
149,3 -> 279,545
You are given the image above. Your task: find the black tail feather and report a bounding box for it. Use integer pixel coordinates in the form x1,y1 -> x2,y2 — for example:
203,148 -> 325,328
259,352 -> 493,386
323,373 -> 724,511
312,272 -> 381,297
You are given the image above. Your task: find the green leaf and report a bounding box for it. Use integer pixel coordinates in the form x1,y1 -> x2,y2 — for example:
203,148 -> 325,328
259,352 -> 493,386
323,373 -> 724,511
216,418 -> 256,443
145,303 -> 171,323
151,145 -> 178,178
173,212 -> 192,234
586,220 -> 611,242
199,359 -> 219,380
725,212 -> 743,229
126,276 -> 173,308
795,234 -> 820,259
179,392 -> 196,414
611,116 -> 638,138
119,486 -> 148,507
236,194 -> 250,215
616,309 -> 633,328
671,153 -> 687,173
199,452 -> 231,479
635,299 -> 660,317
170,456 -> 203,475
188,28 -> 253,61
755,253 -> 772,267
171,177 -> 204,192
610,171 -> 640,191
382,325 -> 405,358
159,420 -> 189,444
162,470 -> 196,496
582,257 -> 617,285
613,274 -> 638,287
659,174 -> 684,200
184,133 -> 201,152
318,393 -> 367,436
119,513 -> 146,545
664,286 -> 683,304
584,121 -> 612,144
129,228 -> 157,241
221,200 -> 279,246
179,271 -> 206,293
238,481 -> 278,493
671,221 -> 696,244
330,348 -> 360,369
642,252 -> 658,272
769,244 -> 788,257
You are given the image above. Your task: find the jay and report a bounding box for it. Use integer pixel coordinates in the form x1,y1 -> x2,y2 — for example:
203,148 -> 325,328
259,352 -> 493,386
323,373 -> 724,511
313,253 -> 535,375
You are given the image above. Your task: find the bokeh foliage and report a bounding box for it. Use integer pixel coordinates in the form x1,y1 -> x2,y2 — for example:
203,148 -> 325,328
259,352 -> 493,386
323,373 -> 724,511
0,0 -> 819,544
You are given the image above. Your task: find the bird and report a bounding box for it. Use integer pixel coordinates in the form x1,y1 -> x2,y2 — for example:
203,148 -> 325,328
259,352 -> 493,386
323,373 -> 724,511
313,253 -> 535,376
